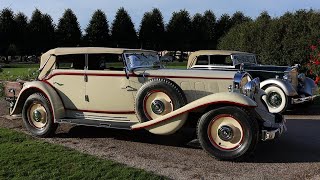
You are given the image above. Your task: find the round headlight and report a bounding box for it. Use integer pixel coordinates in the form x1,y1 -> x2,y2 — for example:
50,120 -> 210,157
242,77 -> 260,99
298,73 -> 306,82
233,72 -> 253,90
242,81 -> 256,98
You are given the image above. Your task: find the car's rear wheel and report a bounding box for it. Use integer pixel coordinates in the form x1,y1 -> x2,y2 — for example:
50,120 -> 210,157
135,78 -> 187,122
22,93 -> 58,137
197,106 -> 258,161
264,85 -> 288,113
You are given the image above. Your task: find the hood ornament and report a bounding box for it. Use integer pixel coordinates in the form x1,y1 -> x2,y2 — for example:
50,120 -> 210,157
239,63 -> 244,72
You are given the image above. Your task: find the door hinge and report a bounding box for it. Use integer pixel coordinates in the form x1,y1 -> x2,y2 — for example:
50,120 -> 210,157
85,95 -> 89,102
84,74 -> 88,82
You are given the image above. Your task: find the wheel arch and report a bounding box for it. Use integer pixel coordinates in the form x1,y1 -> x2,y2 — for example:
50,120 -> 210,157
10,81 -> 65,121
260,79 -> 297,96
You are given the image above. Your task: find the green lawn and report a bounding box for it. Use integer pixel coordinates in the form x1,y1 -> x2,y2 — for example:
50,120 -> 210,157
0,64 -> 39,81
163,61 -> 187,69
0,128 -> 166,180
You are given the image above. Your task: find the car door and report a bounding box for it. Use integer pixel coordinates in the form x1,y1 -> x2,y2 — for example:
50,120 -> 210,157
49,54 -> 86,112
84,53 -> 135,114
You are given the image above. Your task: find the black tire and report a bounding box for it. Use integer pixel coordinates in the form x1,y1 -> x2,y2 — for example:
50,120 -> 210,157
197,106 -> 259,161
135,78 -> 187,122
22,93 -> 58,137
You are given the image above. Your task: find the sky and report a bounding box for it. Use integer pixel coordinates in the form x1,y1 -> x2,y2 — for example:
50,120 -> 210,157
0,0 -> 319,31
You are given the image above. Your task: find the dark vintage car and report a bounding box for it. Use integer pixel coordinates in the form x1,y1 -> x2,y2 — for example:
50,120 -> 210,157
188,50 -> 319,113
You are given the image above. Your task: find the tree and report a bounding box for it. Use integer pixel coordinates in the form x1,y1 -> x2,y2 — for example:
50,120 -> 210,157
166,9 -> 192,53
14,12 -> 29,59
139,8 -> 165,50
215,14 -> 232,45
84,9 -> 110,47
231,11 -> 251,27
56,9 -> 82,47
191,13 -> 205,50
29,9 -> 56,55
203,10 -> 216,49
111,7 -> 138,48
0,8 -> 17,62
42,14 -> 56,50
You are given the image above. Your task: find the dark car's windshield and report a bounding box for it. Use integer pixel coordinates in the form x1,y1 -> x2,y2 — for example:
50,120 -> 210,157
232,55 -> 257,65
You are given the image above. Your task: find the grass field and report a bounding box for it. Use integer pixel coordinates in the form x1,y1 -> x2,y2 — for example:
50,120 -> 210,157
0,128 -> 166,180
0,64 -> 39,81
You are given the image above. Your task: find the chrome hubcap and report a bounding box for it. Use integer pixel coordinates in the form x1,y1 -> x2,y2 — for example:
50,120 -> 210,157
268,92 -> 282,108
151,100 -> 165,115
33,110 -> 42,122
208,115 -> 243,150
28,103 -> 48,129
218,125 -> 234,141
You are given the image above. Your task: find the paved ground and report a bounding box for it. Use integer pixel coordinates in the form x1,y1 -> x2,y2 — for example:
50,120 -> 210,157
1,99 -> 320,179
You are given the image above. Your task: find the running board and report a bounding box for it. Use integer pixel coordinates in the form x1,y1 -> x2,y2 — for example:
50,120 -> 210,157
57,118 -> 137,130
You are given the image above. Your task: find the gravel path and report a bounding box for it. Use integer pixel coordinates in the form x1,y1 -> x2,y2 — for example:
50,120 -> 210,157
1,99 -> 320,179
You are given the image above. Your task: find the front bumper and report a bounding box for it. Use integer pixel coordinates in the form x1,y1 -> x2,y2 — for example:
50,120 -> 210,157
255,107 -> 286,141
261,121 -> 286,141
291,94 -> 319,104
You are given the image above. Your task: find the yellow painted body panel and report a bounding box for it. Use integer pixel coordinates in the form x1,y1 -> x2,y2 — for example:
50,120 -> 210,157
131,92 -> 257,135
10,81 -> 65,120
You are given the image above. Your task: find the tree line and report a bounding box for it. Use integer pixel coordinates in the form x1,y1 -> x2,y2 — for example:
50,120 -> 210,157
218,10 -> 320,66
0,7 -> 319,66
0,7 -> 250,62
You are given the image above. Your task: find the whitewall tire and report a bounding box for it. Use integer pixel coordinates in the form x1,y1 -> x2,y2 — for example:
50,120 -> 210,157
264,86 -> 288,113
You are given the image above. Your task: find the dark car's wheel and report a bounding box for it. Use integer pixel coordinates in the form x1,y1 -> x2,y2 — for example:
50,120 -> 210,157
264,85 -> 288,113
22,93 -> 58,137
197,106 -> 259,161
135,78 -> 187,122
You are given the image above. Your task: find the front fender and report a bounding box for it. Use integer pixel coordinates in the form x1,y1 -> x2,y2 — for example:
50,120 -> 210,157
299,77 -> 318,96
10,81 -> 65,121
131,92 -> 257,135
260,78 -> 298,96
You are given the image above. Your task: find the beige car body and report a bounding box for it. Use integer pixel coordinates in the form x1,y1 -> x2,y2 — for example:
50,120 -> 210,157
9,47 -> 261,135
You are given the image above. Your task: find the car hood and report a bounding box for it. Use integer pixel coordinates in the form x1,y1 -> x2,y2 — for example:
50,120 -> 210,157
134,68 -> 236,80
242,64 -> 291,72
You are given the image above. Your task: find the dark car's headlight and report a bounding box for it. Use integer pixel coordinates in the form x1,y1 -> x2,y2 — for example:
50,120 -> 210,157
298,73 -> 306,82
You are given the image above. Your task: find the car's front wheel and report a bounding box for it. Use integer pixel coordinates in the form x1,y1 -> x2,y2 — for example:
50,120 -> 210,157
22,93 -> 58,137
264,85 -> 289,113
197,106 -> 258,161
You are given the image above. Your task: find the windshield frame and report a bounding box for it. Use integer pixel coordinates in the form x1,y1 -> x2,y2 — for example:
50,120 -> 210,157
124,52 -> 162,71
231,54 -> 257,66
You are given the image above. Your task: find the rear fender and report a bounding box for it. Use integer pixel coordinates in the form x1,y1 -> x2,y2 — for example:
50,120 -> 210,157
260,78 -> 298,96
10,81 -> 65,121
131,92 -> 257,135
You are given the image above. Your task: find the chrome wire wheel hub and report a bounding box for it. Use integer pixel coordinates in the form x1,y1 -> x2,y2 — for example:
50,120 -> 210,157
268,92 -> 282,108
28,103 -> 48,129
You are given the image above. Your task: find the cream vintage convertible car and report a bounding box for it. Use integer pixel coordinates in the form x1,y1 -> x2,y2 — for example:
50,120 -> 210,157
5,47 -> 285,161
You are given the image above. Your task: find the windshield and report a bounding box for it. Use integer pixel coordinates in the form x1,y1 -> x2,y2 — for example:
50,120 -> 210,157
124,53 -> 161,70
232,55 -> 257,65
